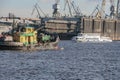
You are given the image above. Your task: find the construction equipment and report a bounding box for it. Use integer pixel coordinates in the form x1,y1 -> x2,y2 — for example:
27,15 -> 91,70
90,5 -> 101,18
70,1 -> 82,17
52,0 -> 61,17
64,0 -> 82,17
64,0 -> 72,17
100,0 -> 106,18
94,0 -> 116,19
116,0 -> 120,19
91,0 -> 106,19
110,0 -> 115,18
92,0 -> 107,19
31,3 -> 46,18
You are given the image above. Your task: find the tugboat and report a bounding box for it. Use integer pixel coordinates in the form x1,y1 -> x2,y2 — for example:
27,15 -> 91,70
0,25 -> 60,50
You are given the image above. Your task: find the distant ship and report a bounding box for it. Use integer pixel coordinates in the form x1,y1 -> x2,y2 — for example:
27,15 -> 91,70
72,33 -> 112,42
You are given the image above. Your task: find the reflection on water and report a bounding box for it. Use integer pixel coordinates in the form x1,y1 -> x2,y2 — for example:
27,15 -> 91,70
0,41 -> 120,80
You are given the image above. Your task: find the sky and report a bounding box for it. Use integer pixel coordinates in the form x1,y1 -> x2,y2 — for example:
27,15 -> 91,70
0,0 -> 118,18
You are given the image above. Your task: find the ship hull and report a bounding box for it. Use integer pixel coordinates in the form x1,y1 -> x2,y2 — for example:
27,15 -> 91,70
58,33 -> 77,40
0,37 -> 60,51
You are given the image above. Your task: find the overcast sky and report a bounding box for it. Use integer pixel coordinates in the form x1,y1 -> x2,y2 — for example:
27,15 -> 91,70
0,0 -> 118,18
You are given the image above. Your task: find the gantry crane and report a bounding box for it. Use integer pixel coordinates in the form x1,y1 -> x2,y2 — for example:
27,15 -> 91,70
52,0 -> 60,17
101,0 -> 115,19
70,1 -> 82,17
116,0 -> 120,18
93,0 -> 115,19
31,3 -> 40,18
31,3 -> 46,18
90,5 -> 101,18
110,0 -> 115,18
64,0 -> 82,17
100,0 -> 106,18
64,0 -> 72,17
92,0 -> 106,18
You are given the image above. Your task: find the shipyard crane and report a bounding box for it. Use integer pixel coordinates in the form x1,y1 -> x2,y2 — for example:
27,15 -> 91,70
52,0 -> 61,17
116,0 -> 120,19
31,3 -> 46,18
90,5 -> 101,18
36,3 -> 46,17
100,0 -> 106,18
109,0 -> 115,18
64,0 -> 82,17
64,0 -> 72,17
31,3 -> 41,18
91,0 -> 106,18
95,0 -> 116,19
70,1 -> 82,17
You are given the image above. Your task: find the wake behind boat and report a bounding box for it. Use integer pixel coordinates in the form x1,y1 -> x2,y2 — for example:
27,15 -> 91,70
72,33 -> 112,42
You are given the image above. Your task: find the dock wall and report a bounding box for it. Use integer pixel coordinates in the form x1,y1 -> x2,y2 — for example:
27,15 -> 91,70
82,18 -> 120,40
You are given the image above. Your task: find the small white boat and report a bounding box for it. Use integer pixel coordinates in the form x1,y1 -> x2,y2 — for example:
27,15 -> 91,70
72,33 -> 112,42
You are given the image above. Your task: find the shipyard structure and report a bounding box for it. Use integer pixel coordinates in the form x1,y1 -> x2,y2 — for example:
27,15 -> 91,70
38,0 -> 120,40
81,0 -> 120,40
42,17 -> 120,40
1,0 -> 120,40
38,0 -> 82,40
41,17 -> 81,40
82,17 -> 120,40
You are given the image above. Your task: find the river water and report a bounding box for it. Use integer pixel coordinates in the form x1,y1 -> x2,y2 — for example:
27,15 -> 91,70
0,40 -> 120,80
